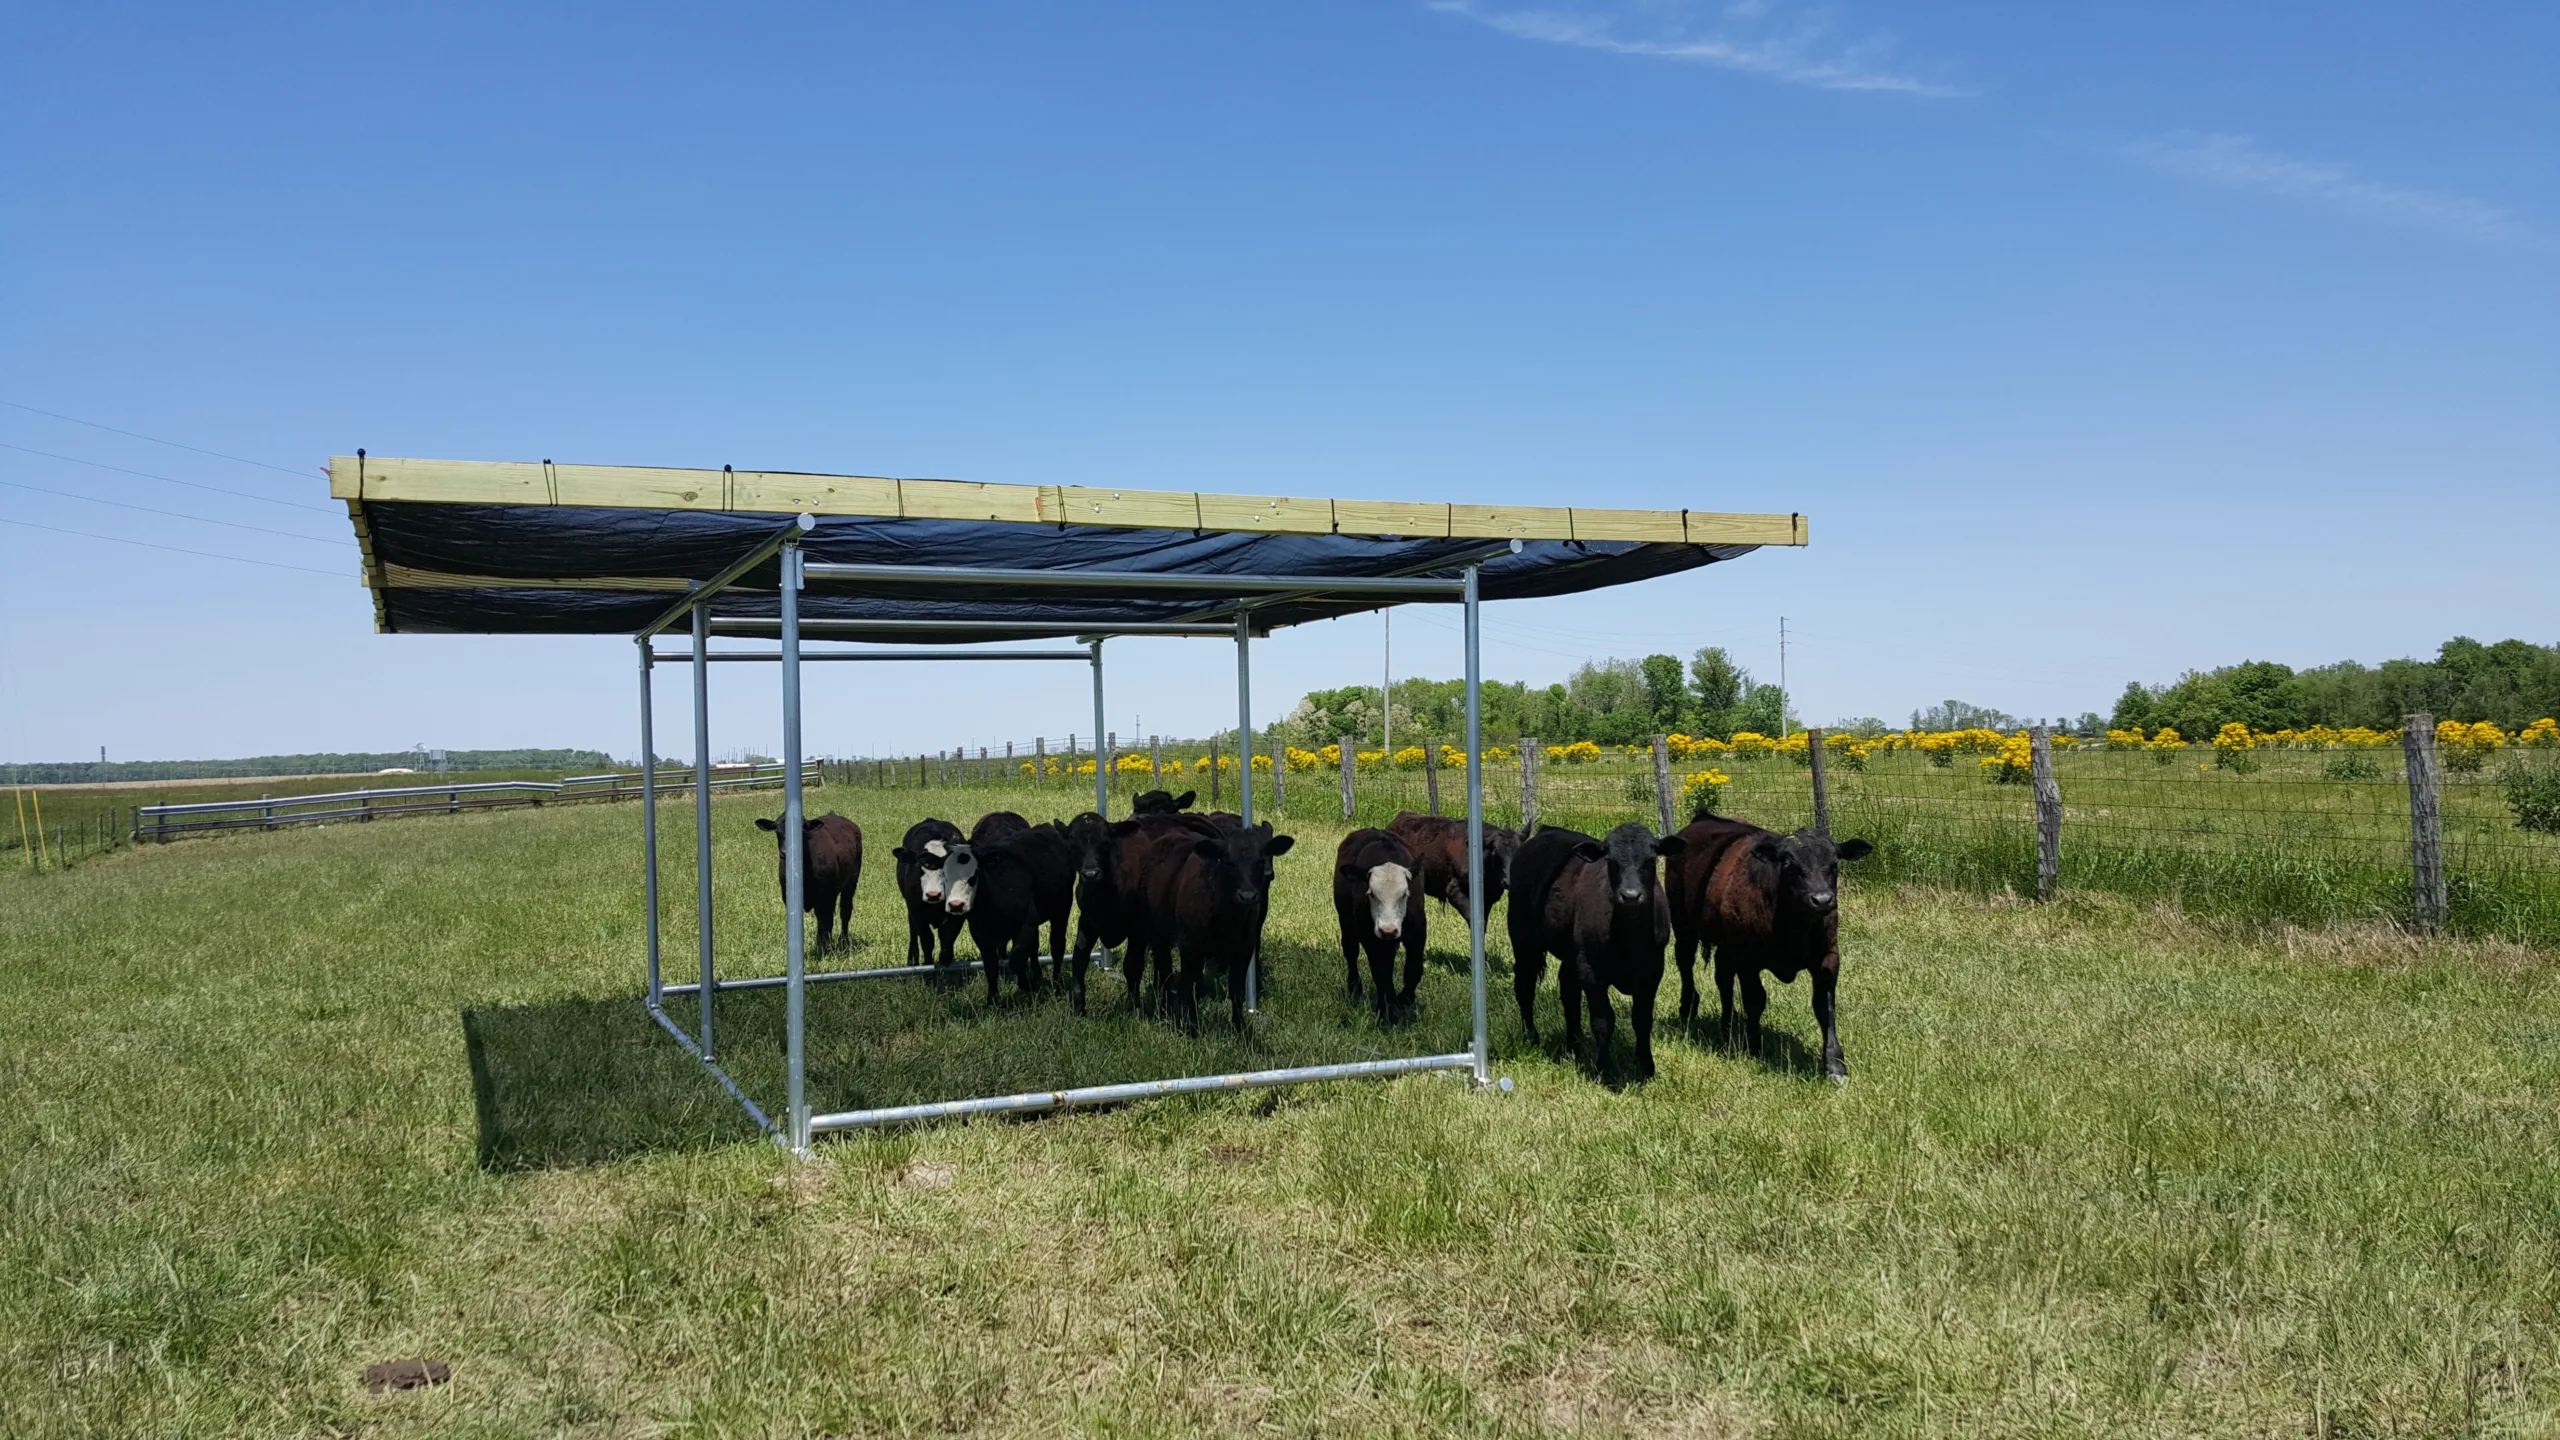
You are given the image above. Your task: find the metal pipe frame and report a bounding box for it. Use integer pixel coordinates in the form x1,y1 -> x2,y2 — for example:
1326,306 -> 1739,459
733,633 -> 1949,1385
638,514 -> 815,639
692,603 -> 716,1060
640,643 -> 661,1007
807,1053 -> 1474,1133
652,649 -> 1093,664
1464,565 -> 1490,1085
780,540 -> 810,1153
636,533 -> 1510,1154
804,561 -> 1468,599
1235,609 -> 1256,1011
714,618 -> 1251,640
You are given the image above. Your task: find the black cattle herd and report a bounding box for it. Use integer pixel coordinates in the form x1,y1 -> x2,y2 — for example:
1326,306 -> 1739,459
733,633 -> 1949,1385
754,787 -> 1870,1081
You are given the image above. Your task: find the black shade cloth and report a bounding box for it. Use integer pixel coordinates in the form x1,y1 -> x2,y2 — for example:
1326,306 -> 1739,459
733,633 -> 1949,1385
360,502 -> 1759,638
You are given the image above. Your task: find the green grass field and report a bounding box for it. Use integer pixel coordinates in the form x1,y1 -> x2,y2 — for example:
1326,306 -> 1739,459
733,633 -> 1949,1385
4,783 -> 2558,1436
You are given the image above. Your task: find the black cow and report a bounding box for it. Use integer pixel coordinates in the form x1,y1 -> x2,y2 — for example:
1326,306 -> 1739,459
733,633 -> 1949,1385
970,810 -> 1031,845
1508,821 -> 1685,1082
1387,811 -> 1518,942
1131,789 -> 1195,816
891,818 -> 965,966
1333,827 -> 1422,1019
1070,811 -> 1222,1014
753,812 -> 862,955
1141,822 -> 1294,1033
944,825 -> 1076,1003
1665,815 -> 1872,1081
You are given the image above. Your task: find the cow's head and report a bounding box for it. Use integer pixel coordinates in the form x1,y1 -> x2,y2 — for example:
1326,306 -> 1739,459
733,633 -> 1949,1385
1481,826 -> 1521,901
1062,812 -> 1134,884
1751,828 -> 1873,917
754,814 -> 828,842
1132,788 -> 1196,816
1572,822 -> 1685,911
889,838 -> 954,903
1338,857 -> 1412,939
1189,823 -> 1294,912
937,841 -> 982,915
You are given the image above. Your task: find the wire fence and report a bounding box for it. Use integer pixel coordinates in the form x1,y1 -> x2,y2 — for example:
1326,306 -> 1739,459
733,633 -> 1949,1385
828,718 -> 2560,946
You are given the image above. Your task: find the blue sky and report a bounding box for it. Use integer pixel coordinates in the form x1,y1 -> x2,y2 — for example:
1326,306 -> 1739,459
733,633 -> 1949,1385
3,2 -> 2552,763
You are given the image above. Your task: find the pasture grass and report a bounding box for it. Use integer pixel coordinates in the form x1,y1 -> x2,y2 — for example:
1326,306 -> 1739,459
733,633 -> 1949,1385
3,783 -> 2559,1436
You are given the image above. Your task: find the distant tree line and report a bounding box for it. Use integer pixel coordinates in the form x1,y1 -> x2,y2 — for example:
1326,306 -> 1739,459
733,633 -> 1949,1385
5,748 -> 616,786
2111,637 -> 2560,738
1271,647 -> 1798,749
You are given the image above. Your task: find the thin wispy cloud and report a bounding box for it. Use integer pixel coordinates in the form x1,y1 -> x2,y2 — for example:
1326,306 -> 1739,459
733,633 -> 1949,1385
2128,133 -> 2544,251
1429,0 -> 1968,98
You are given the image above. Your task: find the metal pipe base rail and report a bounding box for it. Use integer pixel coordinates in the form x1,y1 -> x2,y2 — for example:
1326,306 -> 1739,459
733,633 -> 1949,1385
807,1052 -> 1476,1134
659,959 -> 985,996
645,1002 -> 777,1135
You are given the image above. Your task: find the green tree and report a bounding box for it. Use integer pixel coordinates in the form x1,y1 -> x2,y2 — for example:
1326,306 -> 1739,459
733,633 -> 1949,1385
1640,654 -> 1688,731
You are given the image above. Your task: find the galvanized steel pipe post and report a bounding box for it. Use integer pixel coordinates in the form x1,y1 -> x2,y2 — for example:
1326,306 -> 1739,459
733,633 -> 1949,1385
1464,564 -> 1489,1085
780,539 -> 810,1154
691,598 -> 716,1060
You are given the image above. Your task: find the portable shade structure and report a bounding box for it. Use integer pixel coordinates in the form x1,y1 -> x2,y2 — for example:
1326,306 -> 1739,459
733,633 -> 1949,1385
334,453 -> 1807,1153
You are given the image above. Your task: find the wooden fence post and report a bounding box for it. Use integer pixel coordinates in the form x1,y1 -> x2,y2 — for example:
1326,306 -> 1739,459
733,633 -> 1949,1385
1521,736 -> 1540,836
1272,741 -> 1285,813
2030,725 -> 2061,901
1807,727 -> 1830,837
1035,737 -> 1046,785
1425,742 -> 1440,816
1650,735 -> 1674,836
1210,740 -> 1222,808
2404,713 -> 2447,932
1340,739 -> 1355,820
1152,735 -> 1164,788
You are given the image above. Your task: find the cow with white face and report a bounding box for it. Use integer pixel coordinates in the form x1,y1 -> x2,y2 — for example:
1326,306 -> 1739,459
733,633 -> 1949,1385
1334,827 -> 1427,1020
892,818 -> 966,966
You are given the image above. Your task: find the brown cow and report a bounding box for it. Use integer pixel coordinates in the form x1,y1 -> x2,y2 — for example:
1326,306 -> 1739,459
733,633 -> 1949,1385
1140,822 -> 1294,1034
754,812 -> 862,955
1664,816 -> 1872,1081
1387,812 -> 1518,943
1508,821 -> 1683,1082
1333,827 -> 1422,1018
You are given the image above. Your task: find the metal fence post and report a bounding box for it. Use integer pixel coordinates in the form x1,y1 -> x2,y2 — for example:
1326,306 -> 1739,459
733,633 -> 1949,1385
2404,713 -> 2447,932
1425,741 -> 1440,816
692,601 -> 717,1060
1464,566 -> 1489,1086
1807,727 -> 1829,837
1340,738 -> 1355,820
780,539 -> 811,1154
1521,736 -> 1539,837
1235,611 -> 1256,1011
639,641 -> 662,1007
2030,725 -> 2060,902
1092,642 -> 1109,819
1650,735 -> 1674,836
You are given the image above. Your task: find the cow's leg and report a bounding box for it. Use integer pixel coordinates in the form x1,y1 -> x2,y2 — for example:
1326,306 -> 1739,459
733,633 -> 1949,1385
1715,951 -> 1739,1052
1580,960 -> 1616,1081
904,906 -> 923,966
1047,911 -> 1068,991
1229,948 -> 1250,1032
1673,924 -> 1700,1029
1811,961 -> 1846,1082
1017,918 -> 1044,992
1739,968 -> 1769,1063
1513,935 -> 1546,1041
1557,949 -> 1585,1063
1366,937 -> 1396,1020
983,925 -> 1003,1003
840,876 -> 856,953
1175,943 -> 1204,1035
1397,926 -> 1424,1018
938,914 -> 962,967
1631,977 -> 1658,1081
1340,918 -> 1364,1000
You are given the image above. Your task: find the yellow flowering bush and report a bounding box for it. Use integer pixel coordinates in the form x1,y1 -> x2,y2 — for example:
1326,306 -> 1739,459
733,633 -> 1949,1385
2212,722 -> 2260,773
2147,728 -> 2184,765
1545,741 -> 1604,765
1113,752 -> 1156,776
1679,769 -> 1732,814
1980,733 -> 2033,785
2439,719 -> 2506,773
1727,732 -> 1777,758
2521,718 -> 2559,748
1832,740 -> 1872,772
1284,746 -> 1324,772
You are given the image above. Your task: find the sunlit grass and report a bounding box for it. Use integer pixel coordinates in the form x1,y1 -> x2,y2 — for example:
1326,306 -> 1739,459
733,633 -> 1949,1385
3,784 -> 2557,1436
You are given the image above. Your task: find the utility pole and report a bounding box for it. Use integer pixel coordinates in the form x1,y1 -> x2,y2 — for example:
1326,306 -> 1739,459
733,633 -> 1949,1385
1777,617 -> 1790,737
1381,608 -> 1393,753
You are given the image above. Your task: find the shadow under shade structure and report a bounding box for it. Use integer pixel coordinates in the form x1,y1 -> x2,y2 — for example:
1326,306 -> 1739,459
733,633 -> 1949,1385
463,998 -> 764,1171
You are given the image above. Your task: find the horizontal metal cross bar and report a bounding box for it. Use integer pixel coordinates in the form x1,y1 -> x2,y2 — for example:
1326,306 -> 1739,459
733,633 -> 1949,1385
646,1002 -> 776,1134
658,959 -> 987,995
800,561 -> 1469,598
710,618 -> 1254,639
806,1052 -> 1472,1133
637,514 -> 814,639
650,649 -> 1092,664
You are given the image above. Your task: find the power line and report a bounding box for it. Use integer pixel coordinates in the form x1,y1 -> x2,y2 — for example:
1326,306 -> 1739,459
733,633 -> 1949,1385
0,477 -> 352,546
0,441 -> 338,514
0,515 -> 351,578
0,397 -> 313,477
